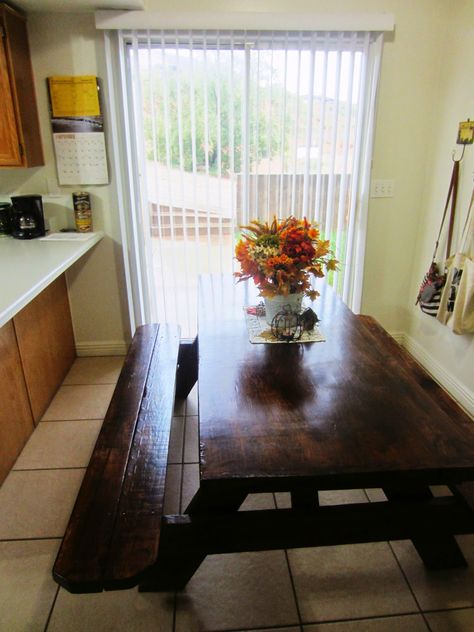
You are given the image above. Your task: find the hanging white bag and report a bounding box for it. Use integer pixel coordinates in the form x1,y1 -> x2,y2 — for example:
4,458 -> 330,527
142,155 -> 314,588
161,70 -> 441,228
437,187 -> 474,334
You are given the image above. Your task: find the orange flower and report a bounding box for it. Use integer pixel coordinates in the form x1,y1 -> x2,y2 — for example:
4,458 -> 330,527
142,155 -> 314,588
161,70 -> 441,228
234,215 -> 338,299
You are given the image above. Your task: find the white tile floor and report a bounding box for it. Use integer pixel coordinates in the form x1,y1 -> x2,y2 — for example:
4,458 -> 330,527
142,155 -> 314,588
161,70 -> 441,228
1,356 -> 474,632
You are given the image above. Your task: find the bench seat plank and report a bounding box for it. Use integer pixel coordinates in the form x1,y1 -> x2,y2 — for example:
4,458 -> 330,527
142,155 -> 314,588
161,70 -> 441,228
357,316 -> 473,431
53,323 -> 180,593
103,325 -> 181,588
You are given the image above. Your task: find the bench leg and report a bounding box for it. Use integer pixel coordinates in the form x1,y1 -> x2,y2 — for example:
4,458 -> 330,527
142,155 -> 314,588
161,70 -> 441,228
140,487 -> 248,591
383,486 -> 468,570
139,551 -> 206,592
175,338 -> 198,400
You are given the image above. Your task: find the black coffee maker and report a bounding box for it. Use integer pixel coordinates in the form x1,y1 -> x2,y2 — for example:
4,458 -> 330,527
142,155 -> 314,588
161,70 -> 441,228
10,195 -> 46,239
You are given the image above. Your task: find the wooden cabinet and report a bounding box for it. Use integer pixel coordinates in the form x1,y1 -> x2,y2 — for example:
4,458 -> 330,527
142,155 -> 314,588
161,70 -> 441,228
14,275 -> 75,423
0,321 -> 34,485
0,3 -> 43,167
0,274 -> 75,484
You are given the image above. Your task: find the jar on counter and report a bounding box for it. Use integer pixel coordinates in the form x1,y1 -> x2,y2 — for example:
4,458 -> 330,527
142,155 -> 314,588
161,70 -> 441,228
72,192 -> 93,233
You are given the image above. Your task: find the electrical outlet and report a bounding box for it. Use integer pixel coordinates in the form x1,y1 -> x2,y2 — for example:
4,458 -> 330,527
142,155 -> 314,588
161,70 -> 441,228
370,179 -> 395,198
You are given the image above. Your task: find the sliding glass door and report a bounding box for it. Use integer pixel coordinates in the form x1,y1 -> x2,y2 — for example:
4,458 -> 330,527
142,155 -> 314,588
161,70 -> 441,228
120,29 -> 381,337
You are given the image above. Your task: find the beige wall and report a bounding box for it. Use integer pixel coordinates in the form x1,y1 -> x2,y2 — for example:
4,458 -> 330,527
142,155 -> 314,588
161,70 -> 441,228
0,13 -> 130,354
0,1 -> 472,411
405,0 -> 474,410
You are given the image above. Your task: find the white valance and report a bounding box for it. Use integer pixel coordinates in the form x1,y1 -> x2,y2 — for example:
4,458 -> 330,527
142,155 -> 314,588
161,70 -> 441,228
95,10 -> 394,33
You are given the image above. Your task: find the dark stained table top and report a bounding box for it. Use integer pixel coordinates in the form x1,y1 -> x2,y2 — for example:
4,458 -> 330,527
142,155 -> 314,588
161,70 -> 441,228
198,275 -> 474,490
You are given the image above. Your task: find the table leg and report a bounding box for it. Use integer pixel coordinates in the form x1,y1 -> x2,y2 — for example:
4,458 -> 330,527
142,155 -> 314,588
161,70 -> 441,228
383,486 -> 468,570
175,337 -> 198,399
185,487 -> 248,513
291,488 -> 319,509
140,486 -> 248,590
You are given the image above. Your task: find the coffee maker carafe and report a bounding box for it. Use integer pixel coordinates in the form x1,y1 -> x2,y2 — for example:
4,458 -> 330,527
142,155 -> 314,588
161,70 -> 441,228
10,195 -> 46,239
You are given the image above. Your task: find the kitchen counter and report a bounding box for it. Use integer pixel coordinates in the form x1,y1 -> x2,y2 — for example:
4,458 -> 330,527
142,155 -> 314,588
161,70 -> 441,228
0,232 -> 103,328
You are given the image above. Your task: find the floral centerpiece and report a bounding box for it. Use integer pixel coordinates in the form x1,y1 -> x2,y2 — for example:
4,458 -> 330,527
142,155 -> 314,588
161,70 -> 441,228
235,216 -> 337,322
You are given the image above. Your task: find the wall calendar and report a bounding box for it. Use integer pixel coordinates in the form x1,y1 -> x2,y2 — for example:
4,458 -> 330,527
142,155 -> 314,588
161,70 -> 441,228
48,76 -> 109,185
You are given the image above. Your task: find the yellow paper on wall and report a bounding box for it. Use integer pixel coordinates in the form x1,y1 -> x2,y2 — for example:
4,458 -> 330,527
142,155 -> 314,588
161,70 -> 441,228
48,76 -> 100,118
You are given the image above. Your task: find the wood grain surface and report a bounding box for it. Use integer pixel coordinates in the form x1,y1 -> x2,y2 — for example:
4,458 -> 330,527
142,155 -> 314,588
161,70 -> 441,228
0,320 -> 34,485
53,324 -> 180,593
198,275 -> 474,490
14,274 -> 75,423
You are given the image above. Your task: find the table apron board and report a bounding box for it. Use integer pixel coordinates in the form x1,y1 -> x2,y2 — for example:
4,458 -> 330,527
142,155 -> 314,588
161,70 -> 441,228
140,485 -> 474,591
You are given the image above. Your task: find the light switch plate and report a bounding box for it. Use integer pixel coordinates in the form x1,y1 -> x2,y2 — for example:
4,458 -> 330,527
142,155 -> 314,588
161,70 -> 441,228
370,179 -> 395,198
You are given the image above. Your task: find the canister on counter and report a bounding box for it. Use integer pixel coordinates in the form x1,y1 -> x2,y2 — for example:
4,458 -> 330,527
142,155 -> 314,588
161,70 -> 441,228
72,191 -> 93,233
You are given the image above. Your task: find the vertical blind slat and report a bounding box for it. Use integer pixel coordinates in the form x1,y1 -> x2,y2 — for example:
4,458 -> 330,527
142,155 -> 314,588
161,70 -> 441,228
323,37 -> 343,245
229,33 -> 237,272
188,32 -> 201,279
131,33 -> 156,321
174,32 -> 192,332
302,40 -> 316,219
342,33 -> 370,304
253,45 -> 260,218
202,38 -> 213,270
313,47 -> 328,226
333,35 -> 357,292
290,37 -> 303,217
278,37 -> 289,220
265,37 -> 274,223
242,35 -> 250,227
159,30 -> 181,324
216,32 -> 224,275
146,32 -> 167,322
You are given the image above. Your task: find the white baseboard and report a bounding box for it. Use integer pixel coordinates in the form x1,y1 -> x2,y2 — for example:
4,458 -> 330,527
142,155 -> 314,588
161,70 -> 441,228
389,330 -> 474,418
75,341 -> 128,357
388,331 -> 405,345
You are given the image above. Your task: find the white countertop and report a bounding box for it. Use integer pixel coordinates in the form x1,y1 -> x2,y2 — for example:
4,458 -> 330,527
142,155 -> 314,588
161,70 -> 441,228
0,232 -> 103,328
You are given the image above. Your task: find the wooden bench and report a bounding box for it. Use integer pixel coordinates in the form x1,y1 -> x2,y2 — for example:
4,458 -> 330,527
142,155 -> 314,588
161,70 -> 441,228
53,323 -> 189,593
358,315 -> 474,521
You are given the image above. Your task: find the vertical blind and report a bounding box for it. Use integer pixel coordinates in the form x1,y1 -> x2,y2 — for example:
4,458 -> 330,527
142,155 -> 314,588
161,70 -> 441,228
122,29 -> 380,337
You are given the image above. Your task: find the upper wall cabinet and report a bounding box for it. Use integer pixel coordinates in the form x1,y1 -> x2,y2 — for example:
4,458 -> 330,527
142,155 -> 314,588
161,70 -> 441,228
0,3 -> 44,167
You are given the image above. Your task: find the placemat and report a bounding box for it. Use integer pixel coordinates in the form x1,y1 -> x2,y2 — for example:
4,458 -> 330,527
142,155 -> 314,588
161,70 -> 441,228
244,306 -> 326,344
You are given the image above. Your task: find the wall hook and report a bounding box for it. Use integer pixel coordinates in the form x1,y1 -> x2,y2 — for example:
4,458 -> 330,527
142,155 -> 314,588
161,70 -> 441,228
452,145 -> 466,162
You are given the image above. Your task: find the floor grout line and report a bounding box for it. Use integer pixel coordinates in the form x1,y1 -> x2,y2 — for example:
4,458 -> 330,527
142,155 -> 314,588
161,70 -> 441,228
364,489 -> 433,630
172,590 -> 178,632
422,605 -> 474,614
283,548 -> 304,632
198,624 -> 303,632
387,540 -> 433,631
42,584 -> 60,632
300,610 -> 427,627
276,493 -> 304,632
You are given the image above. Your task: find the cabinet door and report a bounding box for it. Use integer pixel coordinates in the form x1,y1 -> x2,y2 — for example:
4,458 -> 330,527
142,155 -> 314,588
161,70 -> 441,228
0,320 -> 34,485
14,274 -> 76,423
0,4 -> 44,167
0,23 -> 21,166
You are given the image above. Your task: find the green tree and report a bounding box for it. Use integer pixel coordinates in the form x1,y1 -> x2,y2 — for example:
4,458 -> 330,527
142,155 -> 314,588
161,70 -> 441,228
142,54 -> 289,175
